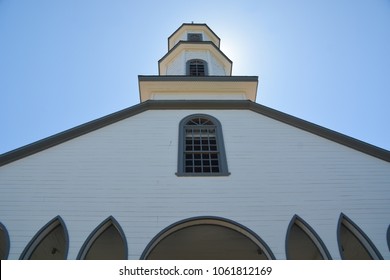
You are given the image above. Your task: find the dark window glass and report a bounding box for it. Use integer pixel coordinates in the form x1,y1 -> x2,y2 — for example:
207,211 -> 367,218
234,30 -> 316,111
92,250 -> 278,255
178,115 -> 229,176
189,60 -> 205,76
187,33 -> 203,42
187,60 -> 208,76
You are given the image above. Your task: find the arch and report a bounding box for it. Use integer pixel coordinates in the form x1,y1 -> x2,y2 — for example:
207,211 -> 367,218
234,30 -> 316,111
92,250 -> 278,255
77,216 -> 127,260
285,215 -> 331,260
141,216 -> 275,260
20,216 -> 68,260
177,114 -> 229,176
337,213 -> 383,260
186,59 -> 208,76
0,222 -> 10,260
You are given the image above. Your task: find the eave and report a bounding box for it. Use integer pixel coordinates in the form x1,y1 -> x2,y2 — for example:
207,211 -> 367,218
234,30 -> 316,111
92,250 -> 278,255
138,75 -> 258,102
158,41 -> 232,75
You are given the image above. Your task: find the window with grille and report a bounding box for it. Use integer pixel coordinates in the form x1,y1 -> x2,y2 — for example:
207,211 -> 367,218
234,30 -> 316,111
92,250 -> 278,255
187,59 -> 208,76
177,114 -> 229,176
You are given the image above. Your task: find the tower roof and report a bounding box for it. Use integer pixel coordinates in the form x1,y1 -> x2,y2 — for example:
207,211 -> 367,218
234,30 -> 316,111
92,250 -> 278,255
158,41 -> 233,76
168,23 -> 221,50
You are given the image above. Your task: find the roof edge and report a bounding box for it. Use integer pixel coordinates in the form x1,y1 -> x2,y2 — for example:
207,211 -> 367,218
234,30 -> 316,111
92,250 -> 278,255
247,102 -> 390,163
0,102 -> 152,166
138,75 -> 258,82
1,100 -> 389,166
159,41 -> 230,64
158,41 -> 232,75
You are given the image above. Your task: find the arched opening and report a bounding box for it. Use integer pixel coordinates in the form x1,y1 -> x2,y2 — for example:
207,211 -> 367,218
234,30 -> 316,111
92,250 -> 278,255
141,217 -> 274,260
0,222 -> 10,260
177,114 -> 229,176
338,213 -> 383,260
20,216 -> 68,260
77,216 -> 127,260
186,59 -> 208,76
286,215 -> 331,260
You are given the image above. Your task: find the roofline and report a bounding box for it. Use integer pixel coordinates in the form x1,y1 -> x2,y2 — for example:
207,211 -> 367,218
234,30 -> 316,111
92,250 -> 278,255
1,100 -> 390,166
158,41 -> 232,75
167,23 -> 221,50
138,75 -> 258,82
138,76 -> 259,103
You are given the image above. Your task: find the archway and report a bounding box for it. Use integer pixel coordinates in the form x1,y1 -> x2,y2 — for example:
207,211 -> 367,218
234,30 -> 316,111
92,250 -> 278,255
77,216 -> 127,260
141,217 -> 274,260
20,216 -> 68,260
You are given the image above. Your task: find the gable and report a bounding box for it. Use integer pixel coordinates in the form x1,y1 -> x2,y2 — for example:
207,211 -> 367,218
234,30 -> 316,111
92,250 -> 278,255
1,100 -> 389,167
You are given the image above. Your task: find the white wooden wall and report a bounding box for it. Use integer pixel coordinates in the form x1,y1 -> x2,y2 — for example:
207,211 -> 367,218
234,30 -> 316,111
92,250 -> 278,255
1,109 -> 389,259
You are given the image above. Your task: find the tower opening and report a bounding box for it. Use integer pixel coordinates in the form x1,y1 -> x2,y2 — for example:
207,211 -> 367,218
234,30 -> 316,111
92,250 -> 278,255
187,59 -> 207,76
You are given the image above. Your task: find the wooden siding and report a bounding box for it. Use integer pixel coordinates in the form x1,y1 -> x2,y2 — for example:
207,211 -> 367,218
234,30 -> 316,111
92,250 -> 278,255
0,109 -> 389,259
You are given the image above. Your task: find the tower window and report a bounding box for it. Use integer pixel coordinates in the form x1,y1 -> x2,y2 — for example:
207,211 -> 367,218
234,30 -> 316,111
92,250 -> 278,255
177,114 -> 229,176
187,59 -> 208,76
187,33 -> 203,42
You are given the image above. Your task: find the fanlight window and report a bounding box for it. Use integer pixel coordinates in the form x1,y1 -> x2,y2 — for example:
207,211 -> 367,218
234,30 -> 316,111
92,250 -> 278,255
177,115 -> 229,176
187,59 -> 207,76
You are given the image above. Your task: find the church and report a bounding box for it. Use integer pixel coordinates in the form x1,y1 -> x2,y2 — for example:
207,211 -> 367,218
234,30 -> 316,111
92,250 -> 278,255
1,23 -> 389,260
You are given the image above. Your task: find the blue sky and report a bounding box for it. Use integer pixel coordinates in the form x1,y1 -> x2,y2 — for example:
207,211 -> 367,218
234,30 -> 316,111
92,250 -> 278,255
1,0 -> 389,154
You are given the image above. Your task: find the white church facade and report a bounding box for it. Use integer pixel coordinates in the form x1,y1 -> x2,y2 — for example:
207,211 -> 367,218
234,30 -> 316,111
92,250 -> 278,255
1,23 -> 389,260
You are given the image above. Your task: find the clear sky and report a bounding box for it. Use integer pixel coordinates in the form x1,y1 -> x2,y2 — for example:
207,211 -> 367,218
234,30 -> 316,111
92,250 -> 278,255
1,0 -> 389,154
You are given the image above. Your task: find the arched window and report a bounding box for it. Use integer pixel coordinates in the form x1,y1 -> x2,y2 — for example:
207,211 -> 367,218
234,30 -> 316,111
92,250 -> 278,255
20,216 -> 68,260
285,215 -> 331,260
77,216 -> 127,260
177,114 -> 229,176
337,213 -> 383,260
187,59 -> 208,76
0,222 -> 10,260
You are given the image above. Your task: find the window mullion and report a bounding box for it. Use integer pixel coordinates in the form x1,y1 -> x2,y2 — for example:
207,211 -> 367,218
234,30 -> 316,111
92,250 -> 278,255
180,115 -> 228,176
200,126 -> 204,172
191,128 -> 195,173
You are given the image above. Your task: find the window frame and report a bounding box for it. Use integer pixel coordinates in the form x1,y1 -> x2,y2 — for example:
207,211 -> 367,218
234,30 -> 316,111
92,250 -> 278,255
285,215 -> 332,260
186,59 -> 208,76
19,216 -> 69,260
77,216 -> 128,260
337,213 -> 383,260
177,114 -> 229,177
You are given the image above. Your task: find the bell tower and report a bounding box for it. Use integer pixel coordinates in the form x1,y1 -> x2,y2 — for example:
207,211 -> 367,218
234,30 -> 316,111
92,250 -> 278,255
138,23 -> 258,102
159,23 -> 232,76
